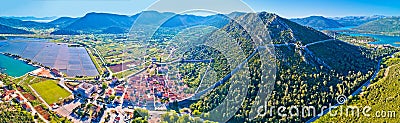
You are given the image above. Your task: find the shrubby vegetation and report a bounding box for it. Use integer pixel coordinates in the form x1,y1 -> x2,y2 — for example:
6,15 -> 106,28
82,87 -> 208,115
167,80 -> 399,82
0,24 -> 34,34
179,12 -> 397,122
258,13 -> 331,44
354,17 -> 400,36
179,45 -> 230,88
317,52 -> 400,122
0,103 -> 35,122
1,74 -> 72,122
160,110 -> 216,123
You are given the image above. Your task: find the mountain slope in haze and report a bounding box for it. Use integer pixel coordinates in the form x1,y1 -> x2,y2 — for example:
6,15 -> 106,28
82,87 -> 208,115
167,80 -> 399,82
51,11 -> 178,35
131,11 -> 175,26
353,17 -> 400,36
290,16 -> 344,29
183,12 -> 393,123
0,17 -> 54,29
331,15 -> 386,26
161,14 -> 229,28
51,13 -> 134,34
264,14 -> 331,44
0,24 -> 34,34
129,11 -> 231,29
51,11 -> 233,35
52,11 -> 176,35
2,16 -> 57,21
49,17 -> 79,28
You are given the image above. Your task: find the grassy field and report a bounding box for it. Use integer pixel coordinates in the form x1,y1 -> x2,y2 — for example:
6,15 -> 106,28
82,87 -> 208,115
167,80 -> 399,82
31,80 -> 71,104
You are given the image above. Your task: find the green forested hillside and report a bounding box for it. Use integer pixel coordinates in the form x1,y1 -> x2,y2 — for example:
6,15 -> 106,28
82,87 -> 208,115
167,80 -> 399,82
308,40 -> 382,74
353,17 -> 400,36
179,12 -> 398,122
290,16 -> 344,29
317,52 -> 400,122
49,17 -> 79,28
0,17 -> 53,29
0,24 -> 34,34
256,13 -> 331,44
331,15 -> 385,26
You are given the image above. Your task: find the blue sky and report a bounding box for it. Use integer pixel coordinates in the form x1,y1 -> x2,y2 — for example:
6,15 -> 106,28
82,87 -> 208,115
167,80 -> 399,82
0,0 -> 399,18
249,0 -> 400,18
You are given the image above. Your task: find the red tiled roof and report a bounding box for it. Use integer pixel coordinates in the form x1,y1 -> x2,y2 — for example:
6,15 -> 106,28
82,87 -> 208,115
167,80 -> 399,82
16,96 -> 24,101
22,103 -> 31,109
124,93 -> 129,99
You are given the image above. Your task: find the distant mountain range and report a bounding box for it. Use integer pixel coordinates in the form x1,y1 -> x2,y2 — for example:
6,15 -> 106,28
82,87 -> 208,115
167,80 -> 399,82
2,16 -> 57,21
353,17 -> 400,36
49,17 -> 79,28
0,17 -> 54,29
0,11 -> 396,35
290,16 -> 344,29
330,15 -> 386,26
290,15 -> 390,30
52,11 -> 235,35
51,13 -> 135,34
0,24 -> 34,34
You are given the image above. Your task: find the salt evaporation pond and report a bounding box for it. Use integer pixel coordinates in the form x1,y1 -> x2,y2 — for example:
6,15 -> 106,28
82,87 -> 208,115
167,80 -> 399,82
0,38 -> 99,77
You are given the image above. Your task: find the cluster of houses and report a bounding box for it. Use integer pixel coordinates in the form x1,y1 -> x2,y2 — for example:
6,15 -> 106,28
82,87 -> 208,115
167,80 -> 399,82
121,65 -> 193,111
0,89 -> 32,112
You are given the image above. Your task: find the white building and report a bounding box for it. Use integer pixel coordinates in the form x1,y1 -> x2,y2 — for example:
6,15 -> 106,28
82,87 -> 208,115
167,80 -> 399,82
75,83 -> 96,98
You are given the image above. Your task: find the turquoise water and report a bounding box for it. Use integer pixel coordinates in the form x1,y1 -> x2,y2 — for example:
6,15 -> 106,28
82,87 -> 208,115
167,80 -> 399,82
0,37 -> 99,77
325,26 -> 400,47
0,54 -> 37,77
324,26 -> 356,31
343,33 -> 400,47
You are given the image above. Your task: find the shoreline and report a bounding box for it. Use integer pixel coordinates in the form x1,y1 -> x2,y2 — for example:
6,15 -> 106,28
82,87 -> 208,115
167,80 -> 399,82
336,32 -> 400,48
1,52 -> 49,68
0,52 -> 49,78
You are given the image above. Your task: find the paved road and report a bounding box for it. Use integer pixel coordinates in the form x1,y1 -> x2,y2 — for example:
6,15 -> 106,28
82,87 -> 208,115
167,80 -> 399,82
91,47 -> 113,78
165,38 -> 386,123
267,43 -> 296,47
58,79 -> 74,94
155,59 -> 213,65
178,45 -> 265,101
177,39 -> 336,102
306,40 -> 395,122
304,39 -> 335,47
122,66 -> 148,80
15,90 -> 49,123
306,59 -> 382,123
